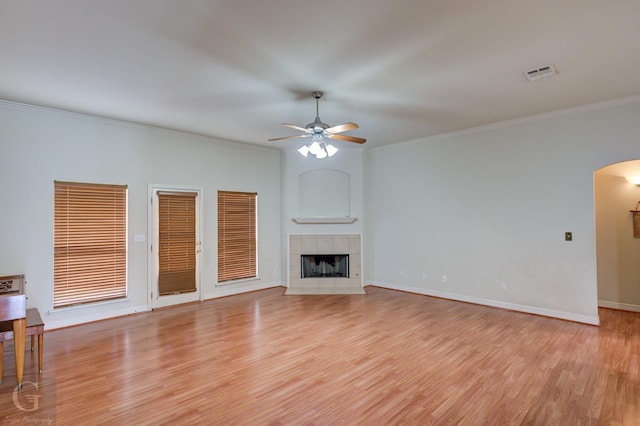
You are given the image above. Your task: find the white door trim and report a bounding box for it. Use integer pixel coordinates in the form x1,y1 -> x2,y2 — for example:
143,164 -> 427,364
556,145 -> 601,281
147,184 -> 203,309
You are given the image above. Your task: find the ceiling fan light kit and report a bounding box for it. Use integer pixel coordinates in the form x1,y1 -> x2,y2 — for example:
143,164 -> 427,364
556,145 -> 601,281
298,135 -> 338,158
269,91 -> 366,159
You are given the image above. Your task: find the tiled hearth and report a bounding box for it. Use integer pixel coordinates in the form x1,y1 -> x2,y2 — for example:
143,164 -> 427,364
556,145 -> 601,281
287,234 -> 365,295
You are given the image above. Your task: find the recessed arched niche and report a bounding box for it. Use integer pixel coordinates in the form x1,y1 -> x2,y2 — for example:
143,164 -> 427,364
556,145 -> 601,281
298,168 -> 351,218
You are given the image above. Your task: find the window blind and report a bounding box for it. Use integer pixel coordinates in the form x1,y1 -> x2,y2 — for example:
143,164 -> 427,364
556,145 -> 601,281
158,191 -> 197,295
218,190 -> 257,283
54,181 -> 127,307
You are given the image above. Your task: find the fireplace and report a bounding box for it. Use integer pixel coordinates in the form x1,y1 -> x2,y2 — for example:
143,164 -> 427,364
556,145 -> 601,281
301,254 -> 349,278
287,234 -> 365,295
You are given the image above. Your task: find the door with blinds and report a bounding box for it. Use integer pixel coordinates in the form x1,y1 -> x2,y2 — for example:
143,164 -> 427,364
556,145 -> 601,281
150,186 -> 201,309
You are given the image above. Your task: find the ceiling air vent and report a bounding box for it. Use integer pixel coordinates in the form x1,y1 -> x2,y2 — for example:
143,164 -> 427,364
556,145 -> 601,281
523,64 -> 557,81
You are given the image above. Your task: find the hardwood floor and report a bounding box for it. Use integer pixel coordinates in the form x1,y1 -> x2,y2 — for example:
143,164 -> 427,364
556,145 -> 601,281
1,286 -> 639,425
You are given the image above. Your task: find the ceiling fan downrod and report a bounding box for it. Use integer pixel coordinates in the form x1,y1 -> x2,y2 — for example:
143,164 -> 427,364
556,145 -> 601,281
310,91 -> 324,129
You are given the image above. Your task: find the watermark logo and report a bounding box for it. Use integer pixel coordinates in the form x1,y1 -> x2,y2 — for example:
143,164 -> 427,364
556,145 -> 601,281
1,375 -> 56,425
12,381 -> 42,412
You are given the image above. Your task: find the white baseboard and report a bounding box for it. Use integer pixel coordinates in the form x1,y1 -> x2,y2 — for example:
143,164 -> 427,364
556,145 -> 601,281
45,283 -> 286,329
203,281 -> 286,299
367,281 -> 600,326
598,300 -> 640,313
45,304 -> 150,330
284,287 -> 366,295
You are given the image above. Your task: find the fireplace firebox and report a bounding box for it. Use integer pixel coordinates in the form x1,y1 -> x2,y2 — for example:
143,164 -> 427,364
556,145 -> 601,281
301,254 -> 349,278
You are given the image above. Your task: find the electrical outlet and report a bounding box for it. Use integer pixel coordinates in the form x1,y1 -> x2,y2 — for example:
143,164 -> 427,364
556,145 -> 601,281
400,269 -> 405,276
565,232 -> 572,241
442,274 -> 447,283
500,282 -> 508,291
422,272 -> 428,280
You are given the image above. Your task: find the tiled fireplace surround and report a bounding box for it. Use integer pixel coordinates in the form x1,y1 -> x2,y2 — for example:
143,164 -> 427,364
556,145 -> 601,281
287,234 -> 365,295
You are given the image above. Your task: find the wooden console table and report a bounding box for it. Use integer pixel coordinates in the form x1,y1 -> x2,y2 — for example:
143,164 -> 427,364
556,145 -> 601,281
0,308 -> 44,379
0,294 -> 26,389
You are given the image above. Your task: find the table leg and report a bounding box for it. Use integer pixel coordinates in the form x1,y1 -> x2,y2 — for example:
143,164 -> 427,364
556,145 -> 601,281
38,334 -> 43,374
13,318 -> 26,390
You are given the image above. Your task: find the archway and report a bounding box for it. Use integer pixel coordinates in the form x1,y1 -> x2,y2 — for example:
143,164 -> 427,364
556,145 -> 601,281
594,159 -> 640,312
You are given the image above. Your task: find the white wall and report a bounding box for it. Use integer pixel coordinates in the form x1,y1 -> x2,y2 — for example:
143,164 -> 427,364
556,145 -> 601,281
595,163 -> 640,310
282,147 -> 365,286
0,102 -> 282,329
4,96 -> 640,329
283,147 -> 364,235
365,99 -> 640,324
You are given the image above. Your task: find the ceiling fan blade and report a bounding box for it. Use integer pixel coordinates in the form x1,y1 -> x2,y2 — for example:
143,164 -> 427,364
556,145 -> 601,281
268,134 -> 310,142
329,134 -> 367,144
281,123 -> 309,132
325,122 -> 359,134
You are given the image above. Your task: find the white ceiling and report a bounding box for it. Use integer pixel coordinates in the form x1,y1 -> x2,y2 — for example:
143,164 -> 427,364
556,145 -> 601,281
1,0 -> 640,150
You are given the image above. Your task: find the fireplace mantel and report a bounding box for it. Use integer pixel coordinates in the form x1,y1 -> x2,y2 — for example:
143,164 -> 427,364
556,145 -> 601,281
292,217 -> 357,224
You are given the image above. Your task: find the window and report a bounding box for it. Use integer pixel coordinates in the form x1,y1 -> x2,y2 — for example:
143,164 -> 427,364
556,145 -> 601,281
218,191 -> 257,283
54,181 -> 127,307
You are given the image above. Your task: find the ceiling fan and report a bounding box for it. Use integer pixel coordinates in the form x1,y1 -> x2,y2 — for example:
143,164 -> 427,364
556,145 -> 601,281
268,91 -> 366,158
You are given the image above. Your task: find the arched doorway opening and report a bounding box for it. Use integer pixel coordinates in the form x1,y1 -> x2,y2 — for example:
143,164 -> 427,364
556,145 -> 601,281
595,159 -> 640,312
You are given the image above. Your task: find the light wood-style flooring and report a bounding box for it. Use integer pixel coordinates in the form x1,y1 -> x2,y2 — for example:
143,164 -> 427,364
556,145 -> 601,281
1,286 -> 639,425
